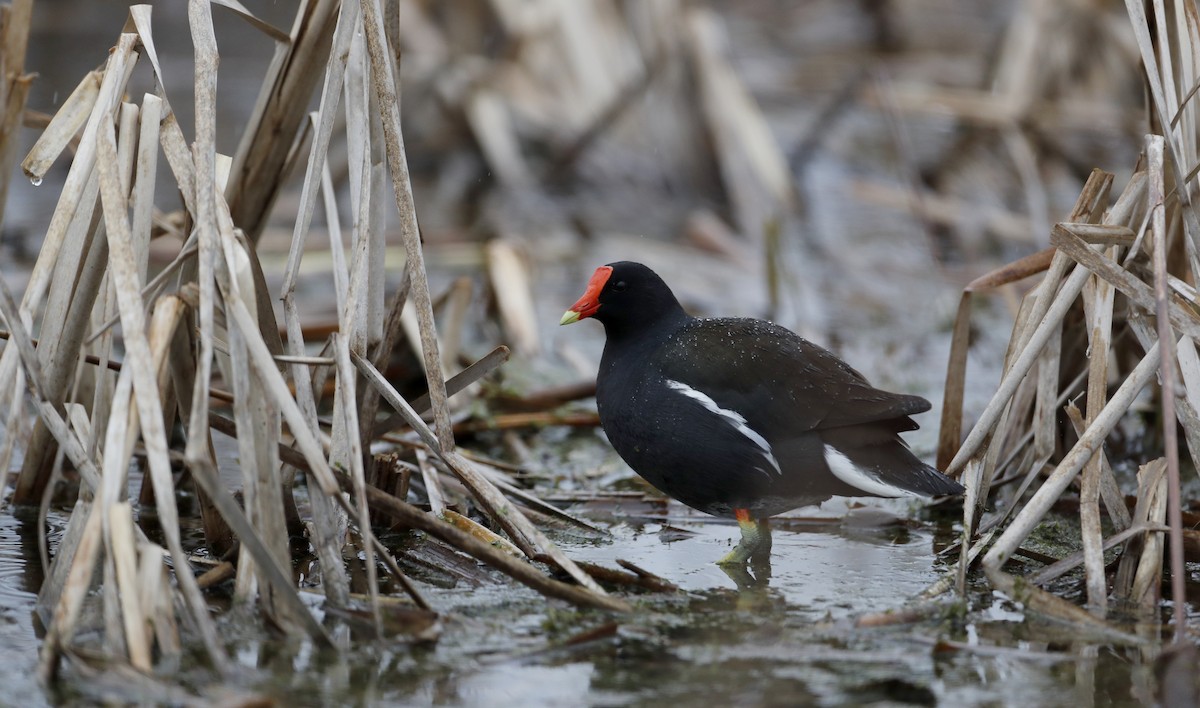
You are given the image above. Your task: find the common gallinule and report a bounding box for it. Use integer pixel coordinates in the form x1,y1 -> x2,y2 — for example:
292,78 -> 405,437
560,261 -> 963,566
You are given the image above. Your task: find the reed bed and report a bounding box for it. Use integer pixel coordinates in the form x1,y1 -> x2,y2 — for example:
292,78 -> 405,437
0,0 -> 740,682
936,0 -> 1200,646
1,0 -> 812,687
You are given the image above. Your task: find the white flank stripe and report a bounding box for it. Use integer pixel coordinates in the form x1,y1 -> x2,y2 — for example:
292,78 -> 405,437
666,379 -> 782,475
823,444 -> 920,498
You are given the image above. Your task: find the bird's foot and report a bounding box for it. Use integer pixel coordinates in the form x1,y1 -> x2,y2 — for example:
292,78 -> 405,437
717,511 -> 772,567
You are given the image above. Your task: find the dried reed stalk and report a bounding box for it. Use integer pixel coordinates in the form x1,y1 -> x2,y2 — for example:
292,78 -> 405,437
20,69 -> 98,184
0,0 -> 32,227
225,0 -> 339,243
1147,131 -> 1188,640
8,35 -> 139,504
356,0 -> 454,452
277,0 -> 359,610
96,88 -> 227,666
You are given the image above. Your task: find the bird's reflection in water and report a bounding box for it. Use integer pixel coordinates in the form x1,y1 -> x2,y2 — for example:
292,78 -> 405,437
719,558 -> 772,592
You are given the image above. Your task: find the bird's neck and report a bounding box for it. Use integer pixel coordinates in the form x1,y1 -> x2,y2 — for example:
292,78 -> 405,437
601,305 -> 689,344
599,308 -> 690,376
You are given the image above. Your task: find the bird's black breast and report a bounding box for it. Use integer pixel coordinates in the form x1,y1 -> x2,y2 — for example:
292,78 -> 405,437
595,329 -> 832,518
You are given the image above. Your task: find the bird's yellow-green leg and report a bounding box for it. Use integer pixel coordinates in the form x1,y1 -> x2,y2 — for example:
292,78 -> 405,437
718,509 -> 773,566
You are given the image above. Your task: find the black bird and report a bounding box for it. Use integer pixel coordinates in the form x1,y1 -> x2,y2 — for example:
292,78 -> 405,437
560,261 -> 963,566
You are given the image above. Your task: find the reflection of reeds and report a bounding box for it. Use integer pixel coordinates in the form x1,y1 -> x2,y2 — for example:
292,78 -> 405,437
939,1 -> 1200,640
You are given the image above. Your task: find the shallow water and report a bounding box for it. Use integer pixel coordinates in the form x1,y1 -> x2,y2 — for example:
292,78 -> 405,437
0,493 -> 1164,707
0,509 -> 50,708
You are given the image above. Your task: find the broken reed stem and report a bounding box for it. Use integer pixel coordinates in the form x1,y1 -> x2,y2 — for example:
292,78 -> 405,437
417,447 -> 446,517
131,94 -> 161,284
937,291 -> 973,470
1124,459 -> 1169,610
1063,405 -> 1132,532
328,27 -> 384,627
1080,244 -> 1116,616
278,122 -> 352,609
357,0 -> 455,452
278,4 -> 360,610
182,0 -> 221,544
0,362 -> 24,511
20,69 -> 100,183
39,501 -> 104,681
1147,134 -> 1188,642
6,37 -> 135,325
285,304 -> 350,607
277,8 -> 359,612
226,0 -> 339,243
1050,229 -> 1200,338
108,501 -> 150,671
332,333 -> 381,629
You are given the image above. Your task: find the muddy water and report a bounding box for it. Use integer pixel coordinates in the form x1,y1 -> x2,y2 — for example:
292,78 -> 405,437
0,509 -> 50,708
0,492 -> 1158,706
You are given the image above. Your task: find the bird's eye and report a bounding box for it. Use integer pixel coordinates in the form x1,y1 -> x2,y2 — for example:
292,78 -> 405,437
612,280 -> 628,292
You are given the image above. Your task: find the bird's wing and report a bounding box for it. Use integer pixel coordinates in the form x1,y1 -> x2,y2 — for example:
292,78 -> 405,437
655,318 -> 930,436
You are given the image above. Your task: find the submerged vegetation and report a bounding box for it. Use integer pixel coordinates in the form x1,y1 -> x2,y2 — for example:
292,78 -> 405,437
0,0 -> 1198,704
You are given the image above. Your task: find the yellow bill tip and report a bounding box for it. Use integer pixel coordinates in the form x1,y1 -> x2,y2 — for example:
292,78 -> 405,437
559,310 -> 581,326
